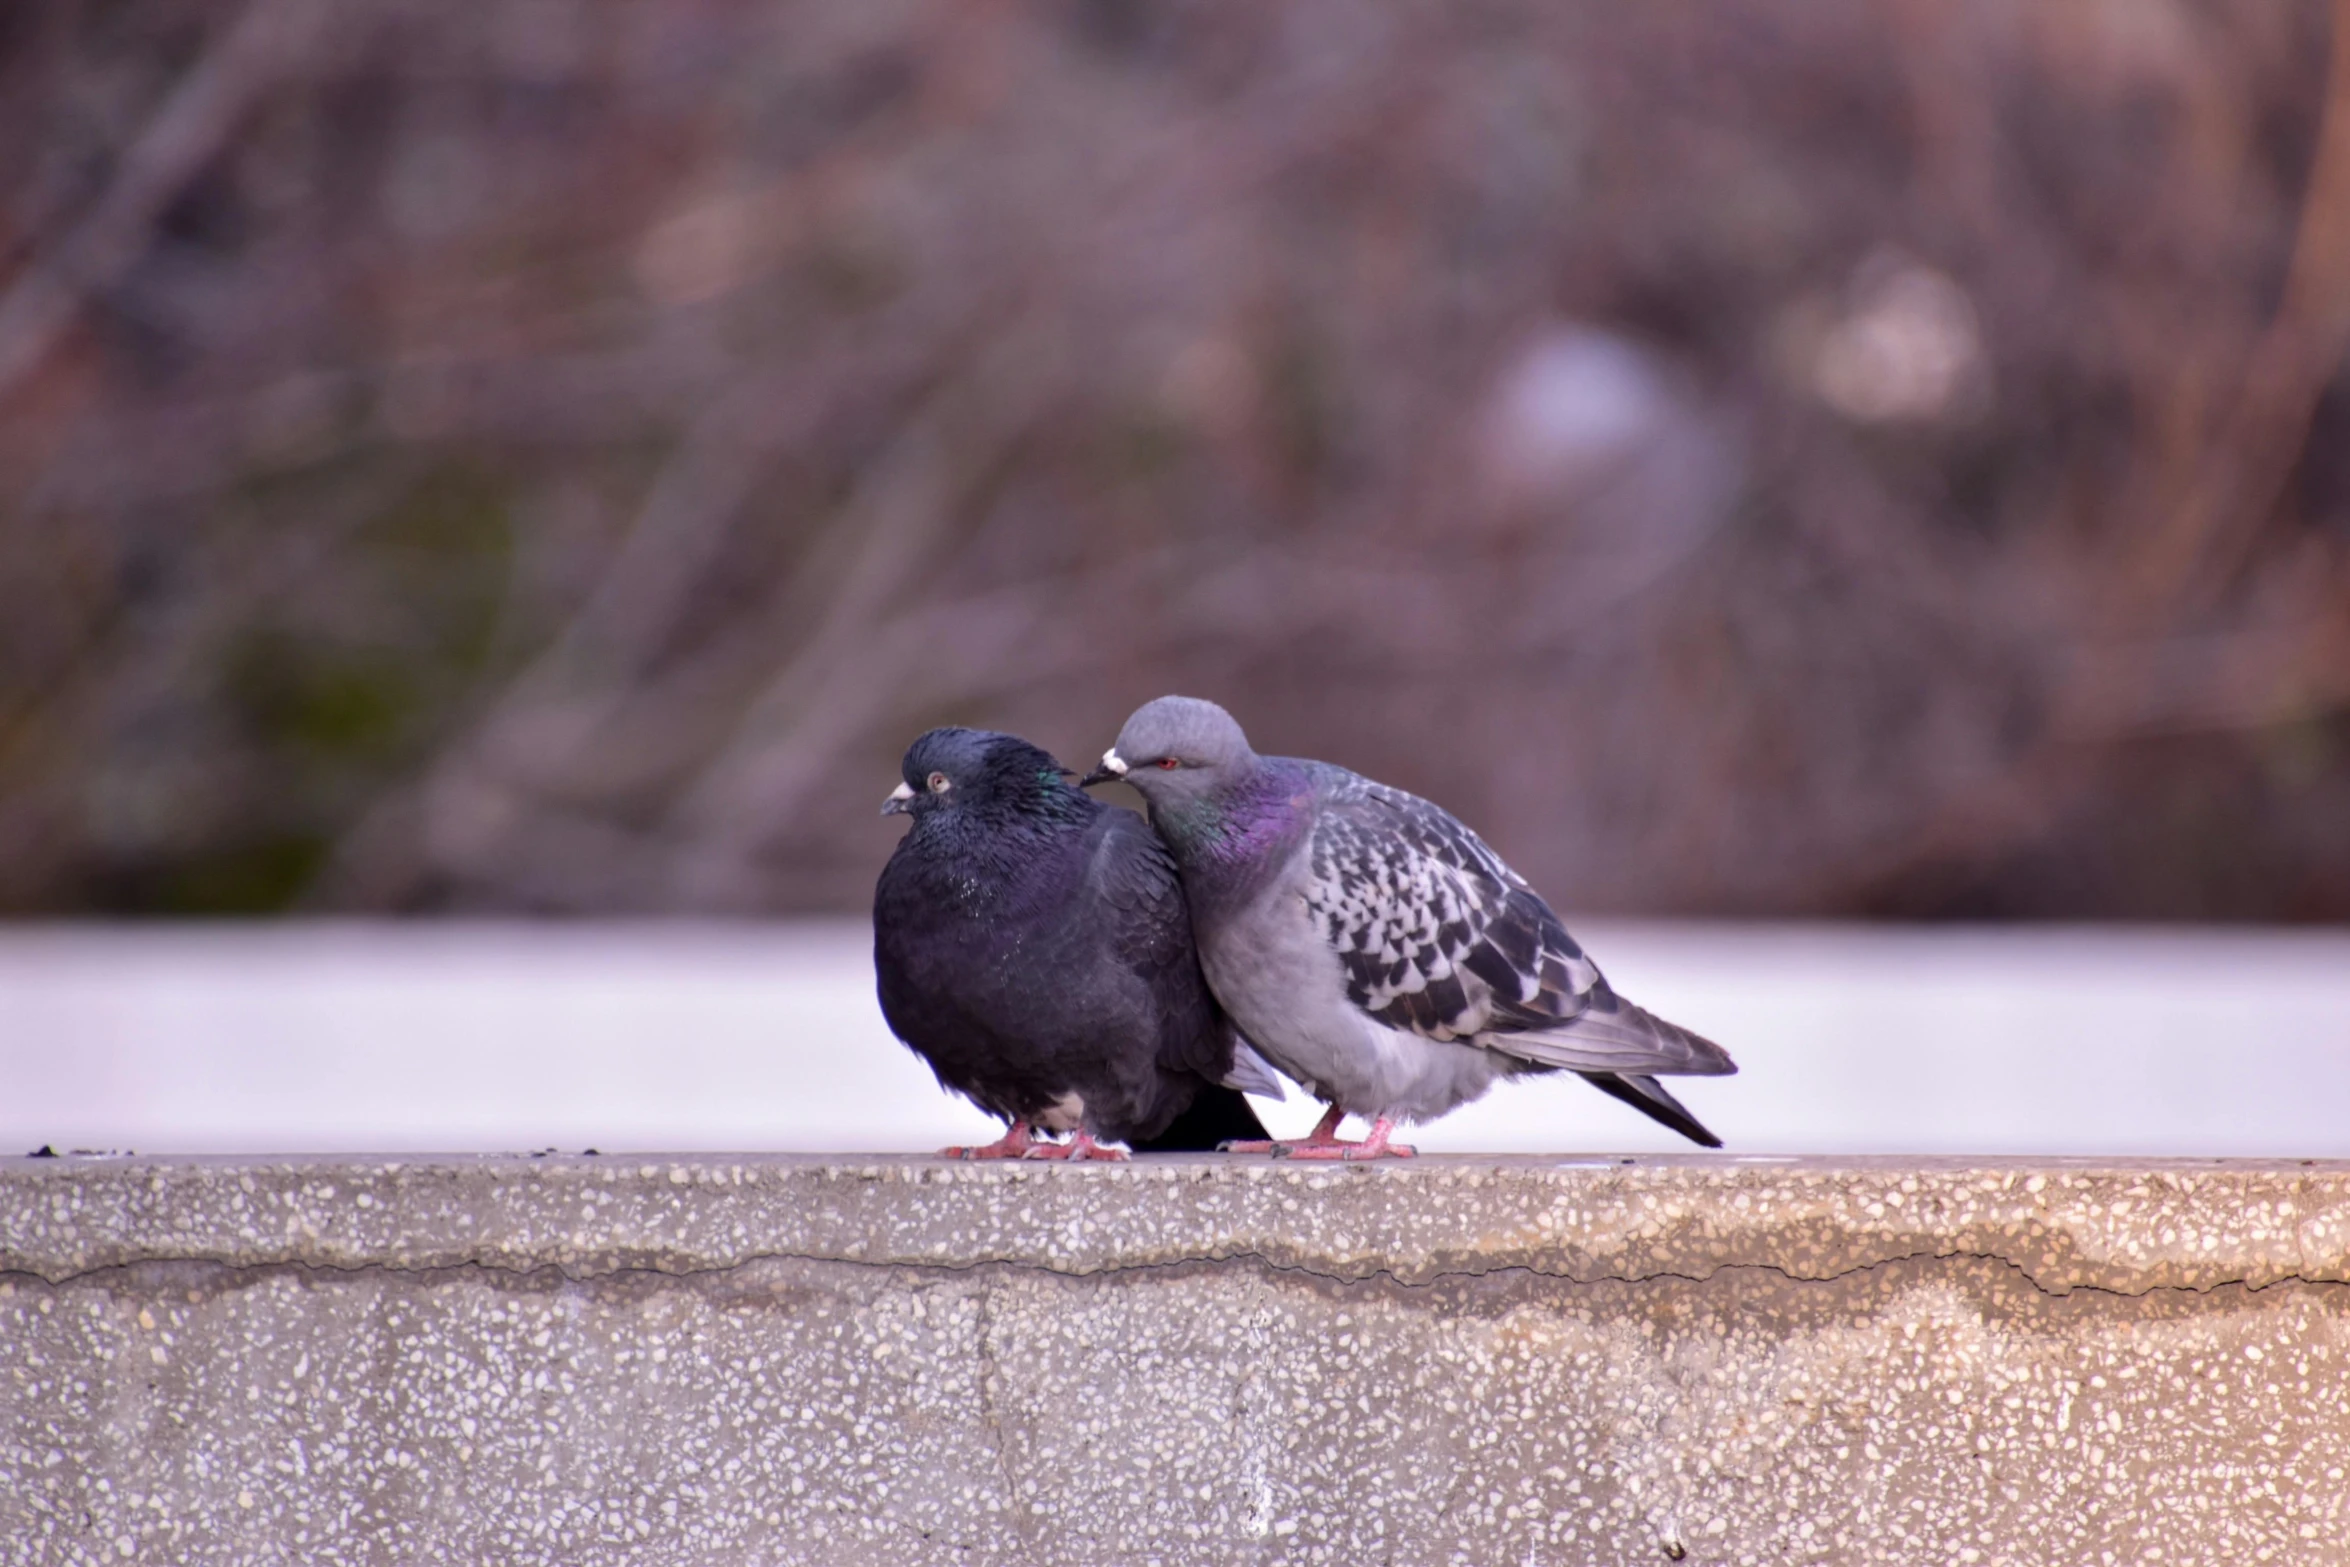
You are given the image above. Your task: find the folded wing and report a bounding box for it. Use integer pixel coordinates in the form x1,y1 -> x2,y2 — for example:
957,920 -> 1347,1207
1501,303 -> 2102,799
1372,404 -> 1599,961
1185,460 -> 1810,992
1300,774 -> 1736,1079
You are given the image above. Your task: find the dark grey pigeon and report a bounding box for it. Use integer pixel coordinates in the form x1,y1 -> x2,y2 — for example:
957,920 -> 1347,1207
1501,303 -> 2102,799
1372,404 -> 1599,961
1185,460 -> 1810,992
1081,696 -> 1735,1159
874,726 -> 1283,1159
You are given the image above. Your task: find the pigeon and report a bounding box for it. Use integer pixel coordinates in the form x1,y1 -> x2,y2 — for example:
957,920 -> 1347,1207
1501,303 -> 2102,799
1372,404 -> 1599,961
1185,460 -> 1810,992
873,725 -> 1283,1159
1081,696 -> 1735,1159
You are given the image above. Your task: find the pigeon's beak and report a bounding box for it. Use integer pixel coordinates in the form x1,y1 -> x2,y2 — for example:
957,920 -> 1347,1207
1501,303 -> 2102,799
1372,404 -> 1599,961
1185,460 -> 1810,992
881,781 -> 916,816
1077,749 -> 1129,788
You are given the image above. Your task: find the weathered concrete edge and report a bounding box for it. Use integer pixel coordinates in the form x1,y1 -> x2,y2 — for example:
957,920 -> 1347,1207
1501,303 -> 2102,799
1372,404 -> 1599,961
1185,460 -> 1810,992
5,1155 -> 2348,1297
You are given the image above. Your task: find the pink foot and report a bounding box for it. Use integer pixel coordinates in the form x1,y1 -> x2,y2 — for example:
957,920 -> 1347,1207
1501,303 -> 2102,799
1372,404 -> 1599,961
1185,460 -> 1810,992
1222,1104 -> 1341,1155
1225,1106 -> 1416,1159
941,1121 -> 1038,1160
1020,1131 -> 1129,1162
1277,1115 -> 1417,1161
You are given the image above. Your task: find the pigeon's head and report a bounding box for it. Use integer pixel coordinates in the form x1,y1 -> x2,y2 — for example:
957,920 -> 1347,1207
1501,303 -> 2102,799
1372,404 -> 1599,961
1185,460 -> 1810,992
883,727 -> 1080,821
1080,695 -> 1256,806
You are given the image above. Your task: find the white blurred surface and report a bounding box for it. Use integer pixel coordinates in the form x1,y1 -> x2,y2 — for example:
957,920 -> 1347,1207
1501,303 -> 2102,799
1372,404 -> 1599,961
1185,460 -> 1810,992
2,920 -> 2346,1157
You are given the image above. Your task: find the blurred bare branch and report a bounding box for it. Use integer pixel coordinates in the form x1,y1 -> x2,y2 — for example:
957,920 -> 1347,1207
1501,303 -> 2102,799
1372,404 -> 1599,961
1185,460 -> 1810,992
2,0 -> 2346,919
0,0 -> 333,400
2134,0 -> 2350,612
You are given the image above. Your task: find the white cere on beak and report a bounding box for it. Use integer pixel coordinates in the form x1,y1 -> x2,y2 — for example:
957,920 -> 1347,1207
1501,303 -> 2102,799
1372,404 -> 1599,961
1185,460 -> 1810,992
886,782 -> 914,804
1100,750 -> 1128,777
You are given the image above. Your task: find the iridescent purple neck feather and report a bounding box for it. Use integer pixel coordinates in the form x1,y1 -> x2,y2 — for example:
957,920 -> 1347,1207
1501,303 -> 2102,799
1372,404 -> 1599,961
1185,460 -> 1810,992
1147,754 -> 1315,904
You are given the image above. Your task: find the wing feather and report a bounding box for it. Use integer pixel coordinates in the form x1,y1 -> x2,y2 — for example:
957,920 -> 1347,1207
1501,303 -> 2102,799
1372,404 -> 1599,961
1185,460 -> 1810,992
1298,770 -> 1733,1078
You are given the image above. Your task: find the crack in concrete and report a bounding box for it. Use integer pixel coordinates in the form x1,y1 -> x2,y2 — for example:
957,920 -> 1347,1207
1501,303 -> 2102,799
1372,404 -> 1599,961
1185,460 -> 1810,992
7,1244 -> 2349,1301
967,1276 -> 1022,1547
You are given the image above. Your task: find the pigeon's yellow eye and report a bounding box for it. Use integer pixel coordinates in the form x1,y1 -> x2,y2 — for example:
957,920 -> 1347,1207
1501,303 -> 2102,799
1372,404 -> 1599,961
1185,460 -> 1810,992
927,772 -> 951,792
1156,757 -> 1180,770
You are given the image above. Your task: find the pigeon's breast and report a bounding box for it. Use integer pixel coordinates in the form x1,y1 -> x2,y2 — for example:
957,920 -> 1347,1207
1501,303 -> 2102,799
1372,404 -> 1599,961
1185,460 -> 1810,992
1196,850 -> 1518,1120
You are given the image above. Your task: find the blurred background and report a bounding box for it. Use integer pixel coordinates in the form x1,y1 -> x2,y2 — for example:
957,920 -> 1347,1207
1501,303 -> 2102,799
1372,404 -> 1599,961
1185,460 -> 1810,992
3,0 -> 2346,1155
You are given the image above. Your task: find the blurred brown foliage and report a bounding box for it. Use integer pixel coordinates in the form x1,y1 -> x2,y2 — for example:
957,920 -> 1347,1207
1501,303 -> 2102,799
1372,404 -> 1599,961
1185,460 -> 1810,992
2,0 -> 2348,918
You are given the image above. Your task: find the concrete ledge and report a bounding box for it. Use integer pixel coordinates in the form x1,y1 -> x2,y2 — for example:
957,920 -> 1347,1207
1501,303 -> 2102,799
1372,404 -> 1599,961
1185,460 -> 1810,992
5,1156 -> 2348,1564
7,1154 -> 2348,1292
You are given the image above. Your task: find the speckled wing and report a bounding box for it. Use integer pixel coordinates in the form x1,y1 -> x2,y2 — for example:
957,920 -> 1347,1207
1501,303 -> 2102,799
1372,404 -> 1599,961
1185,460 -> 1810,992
1299,771 -> 1734,1076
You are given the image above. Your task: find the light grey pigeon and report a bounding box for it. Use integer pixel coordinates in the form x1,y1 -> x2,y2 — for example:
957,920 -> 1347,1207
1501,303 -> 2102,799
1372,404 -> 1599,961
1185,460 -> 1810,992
1080,695 -> 1735,1159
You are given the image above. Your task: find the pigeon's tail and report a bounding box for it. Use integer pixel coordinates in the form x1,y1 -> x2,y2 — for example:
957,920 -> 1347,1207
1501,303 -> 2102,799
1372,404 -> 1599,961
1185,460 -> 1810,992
1133,1085 -> 1271,1153
1576,1071 -> 1723,1149
1489,988 -> 1737,1079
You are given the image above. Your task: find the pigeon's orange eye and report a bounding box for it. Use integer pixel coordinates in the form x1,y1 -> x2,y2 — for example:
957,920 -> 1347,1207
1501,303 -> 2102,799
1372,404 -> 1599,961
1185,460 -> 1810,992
927,772 -> 951,792
1156,757 -> 1180,770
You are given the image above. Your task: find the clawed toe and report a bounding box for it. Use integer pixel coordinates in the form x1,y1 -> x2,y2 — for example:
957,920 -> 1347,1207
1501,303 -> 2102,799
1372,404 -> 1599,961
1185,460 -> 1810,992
940,1121 -> 1040,1160
1019,1133 -> 1128,1162
1270,1114 -> 1415,1160
1275,1141 -> 1417,1161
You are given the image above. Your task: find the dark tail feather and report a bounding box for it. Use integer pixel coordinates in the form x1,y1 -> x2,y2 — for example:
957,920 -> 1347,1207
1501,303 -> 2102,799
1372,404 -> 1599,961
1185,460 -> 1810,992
1576,1071 -> 1723,1148
1132,1084 -> 1271,1153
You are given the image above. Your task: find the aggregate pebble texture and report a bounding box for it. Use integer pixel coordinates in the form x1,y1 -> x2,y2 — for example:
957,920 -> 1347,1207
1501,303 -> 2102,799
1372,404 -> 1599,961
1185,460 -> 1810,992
2,1155 -> 2347,1565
